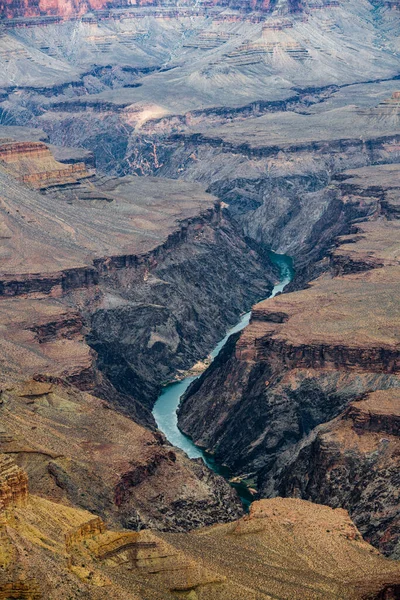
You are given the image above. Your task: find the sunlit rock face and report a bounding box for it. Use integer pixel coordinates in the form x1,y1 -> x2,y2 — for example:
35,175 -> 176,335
0,0 -> 127,20
0,0 -> 343,19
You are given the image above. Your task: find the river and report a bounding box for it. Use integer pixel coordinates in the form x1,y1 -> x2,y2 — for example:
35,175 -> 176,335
152,252 -> 294,506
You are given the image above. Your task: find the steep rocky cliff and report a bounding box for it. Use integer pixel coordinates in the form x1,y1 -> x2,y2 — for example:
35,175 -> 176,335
0,128 -> 273,410
0,139 -> 90,188
0,381 -> 243,531
178,163 -> 400,555
0,454 -> 28,510
266,389 -> 400,558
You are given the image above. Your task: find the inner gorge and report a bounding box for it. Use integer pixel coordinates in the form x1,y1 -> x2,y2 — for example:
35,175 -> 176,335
153,252 -> 294,506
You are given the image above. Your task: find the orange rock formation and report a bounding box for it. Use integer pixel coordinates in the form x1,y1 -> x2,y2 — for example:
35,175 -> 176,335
0,455 -> 399,599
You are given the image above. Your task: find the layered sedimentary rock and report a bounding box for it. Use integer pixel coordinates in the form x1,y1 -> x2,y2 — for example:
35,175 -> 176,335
0,382 -> 243,531
0,128 -> 273,409
0,0 -> 339,20
178,163 -> 400,555
1,459 -> 399,600
0,140 -> 90,188
0,126 -> 272,531
0,454 -> 28,510
0,0 -> 399,592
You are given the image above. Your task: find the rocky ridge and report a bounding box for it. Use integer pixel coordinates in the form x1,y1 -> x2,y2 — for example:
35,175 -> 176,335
0,456 -> 399,599
0,380 -> 243,532
267,389 -> 400,557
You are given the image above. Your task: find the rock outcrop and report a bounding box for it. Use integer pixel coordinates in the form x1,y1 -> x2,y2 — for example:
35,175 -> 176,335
0,460 -> 399,599
265,389 -> 400,558
0,128 -> 273,410
0,454 -> 28,510
0,140 -> 90,189
0,0 -> 399,593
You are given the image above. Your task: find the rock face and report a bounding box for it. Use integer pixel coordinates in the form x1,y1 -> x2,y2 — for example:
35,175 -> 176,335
267,389 -> 400,558
0,129 -> 273,411
0,381 -> 243,532
0,129 -> 262,531
178,163 -> 400,556
0,0 -> 399,593
0,454 -> 28,510
0,461 -> 399,600
0,140 -> 90,188
0,0 -> 331,20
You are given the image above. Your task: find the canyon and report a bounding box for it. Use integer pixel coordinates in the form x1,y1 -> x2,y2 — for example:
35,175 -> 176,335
178,163 -> 400,557
0,0 -> 399,596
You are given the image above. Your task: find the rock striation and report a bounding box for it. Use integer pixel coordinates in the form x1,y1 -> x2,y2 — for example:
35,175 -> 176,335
0,0 -> 334,21
0,454 -> 28,510
0,127 -> 273,410
0,127 -> 265,533
0,140 -> 90,189
0,460 -> 399,600
0,1 -> 399,593
0,375 -> 244,534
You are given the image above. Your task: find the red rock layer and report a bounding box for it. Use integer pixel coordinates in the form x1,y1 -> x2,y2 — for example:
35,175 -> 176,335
0,0 -> 315,20
0,141 -> 90,189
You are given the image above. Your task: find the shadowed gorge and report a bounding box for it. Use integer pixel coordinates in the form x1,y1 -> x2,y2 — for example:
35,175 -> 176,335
0,0 -> 400,596
178,163 -> 400,557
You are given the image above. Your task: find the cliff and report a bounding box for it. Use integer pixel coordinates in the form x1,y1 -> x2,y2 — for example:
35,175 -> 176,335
0,378 -> 243,532
266,389 -> 400,558
0,129 -> 273,533
0,3 -> 399,591
0,454 -> 28,510
0,0 -> 326,20
0,140 -> 90,189
0,129 -> 274,409
178,162 -> 400,556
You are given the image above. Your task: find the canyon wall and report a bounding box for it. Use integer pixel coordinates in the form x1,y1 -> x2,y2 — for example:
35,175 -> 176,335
0,133 -> 274,411
0,454 -> 28,510
0,0 -> 399,590
0,0 -> 325,20
88,206 -> 273,408
267,389 -> 400,558
0,131 -> 263,531
178,164 -> 400,556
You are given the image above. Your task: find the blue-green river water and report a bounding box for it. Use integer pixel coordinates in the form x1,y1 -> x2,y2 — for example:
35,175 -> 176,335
153,252 -> 294,505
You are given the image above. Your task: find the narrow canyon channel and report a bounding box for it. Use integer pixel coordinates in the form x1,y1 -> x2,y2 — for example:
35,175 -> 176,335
153,251 -> 294,507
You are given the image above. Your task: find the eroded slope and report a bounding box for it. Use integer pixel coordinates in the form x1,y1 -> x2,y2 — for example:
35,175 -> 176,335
1,456 -> 399,599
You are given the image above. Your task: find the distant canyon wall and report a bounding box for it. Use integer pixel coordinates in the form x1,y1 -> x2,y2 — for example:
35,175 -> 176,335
0,0 -> 324,20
